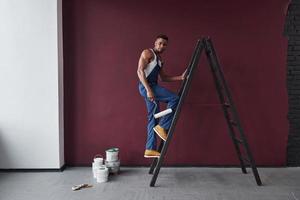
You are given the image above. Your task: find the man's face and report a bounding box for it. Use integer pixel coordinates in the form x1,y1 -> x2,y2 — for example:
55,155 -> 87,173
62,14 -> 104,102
154,38 -> 168,53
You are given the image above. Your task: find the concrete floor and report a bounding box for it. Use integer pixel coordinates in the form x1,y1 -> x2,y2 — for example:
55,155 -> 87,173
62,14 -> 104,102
0,167 -> 299,200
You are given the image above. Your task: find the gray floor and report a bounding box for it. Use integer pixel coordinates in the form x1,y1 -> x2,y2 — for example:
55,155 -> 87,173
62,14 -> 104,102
0,167 -> 299,200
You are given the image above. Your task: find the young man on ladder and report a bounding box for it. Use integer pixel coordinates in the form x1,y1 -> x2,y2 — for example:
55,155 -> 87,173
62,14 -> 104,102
137,34 -> 187,158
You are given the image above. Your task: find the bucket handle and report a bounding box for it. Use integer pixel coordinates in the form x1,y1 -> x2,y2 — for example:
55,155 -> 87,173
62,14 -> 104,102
93,154 -> 103,160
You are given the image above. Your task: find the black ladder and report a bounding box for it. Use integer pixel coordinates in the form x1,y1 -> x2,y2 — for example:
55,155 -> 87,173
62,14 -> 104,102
148,37 -> 262,187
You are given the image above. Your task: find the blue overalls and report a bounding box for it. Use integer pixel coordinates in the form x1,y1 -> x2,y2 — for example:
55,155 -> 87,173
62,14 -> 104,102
138,49 -> 179,150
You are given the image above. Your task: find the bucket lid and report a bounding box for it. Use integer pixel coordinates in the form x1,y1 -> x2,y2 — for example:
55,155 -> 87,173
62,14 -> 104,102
93,154 -> 103,159
106,148 -> 119,152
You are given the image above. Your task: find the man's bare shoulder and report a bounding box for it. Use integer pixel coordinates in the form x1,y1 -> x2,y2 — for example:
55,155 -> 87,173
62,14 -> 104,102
141,49 -> 154,60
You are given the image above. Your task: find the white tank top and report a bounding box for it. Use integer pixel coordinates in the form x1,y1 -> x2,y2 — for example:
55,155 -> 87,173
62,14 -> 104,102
144,49 -> 162,77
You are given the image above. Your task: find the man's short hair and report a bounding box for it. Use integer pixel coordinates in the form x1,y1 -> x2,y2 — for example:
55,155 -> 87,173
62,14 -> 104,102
156,34 -> 168,41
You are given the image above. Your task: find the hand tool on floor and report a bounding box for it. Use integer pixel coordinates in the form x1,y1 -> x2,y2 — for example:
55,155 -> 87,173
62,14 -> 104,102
72,184 -> 92,191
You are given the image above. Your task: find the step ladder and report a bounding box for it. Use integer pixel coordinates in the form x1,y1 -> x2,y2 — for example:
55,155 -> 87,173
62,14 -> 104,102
148,37 -> 262,187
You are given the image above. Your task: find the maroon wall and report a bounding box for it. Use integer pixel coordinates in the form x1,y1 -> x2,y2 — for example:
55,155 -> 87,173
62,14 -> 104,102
63,0 -> 289,166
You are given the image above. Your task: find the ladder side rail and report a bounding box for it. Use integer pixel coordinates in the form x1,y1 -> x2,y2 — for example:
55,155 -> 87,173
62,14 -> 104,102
204,39 -> 248,173
150,39 -> 205,187
204,38 -> 262,186
149,39 -> 203,174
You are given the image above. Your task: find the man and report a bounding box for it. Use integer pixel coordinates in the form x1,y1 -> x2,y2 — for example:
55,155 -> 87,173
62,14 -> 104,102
137,34 -> 187,158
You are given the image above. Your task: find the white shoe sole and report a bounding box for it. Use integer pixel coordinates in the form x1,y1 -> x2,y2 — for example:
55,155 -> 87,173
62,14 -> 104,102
153,127 -> 167,141
144,155 -> 160,158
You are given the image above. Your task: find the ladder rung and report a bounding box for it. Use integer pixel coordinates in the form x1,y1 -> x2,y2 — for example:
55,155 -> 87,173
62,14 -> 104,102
242,156 -> 250,164
230,120 -> 237,126
223,102 -> 230,108
234,138 -> 243,144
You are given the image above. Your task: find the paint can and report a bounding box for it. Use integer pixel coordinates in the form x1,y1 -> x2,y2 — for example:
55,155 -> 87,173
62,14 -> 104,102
105,159 -> 120,174
95,165 -> 109,183
93,154 -> 104,165
105,148 -> 119,162
92,154 -> 104,178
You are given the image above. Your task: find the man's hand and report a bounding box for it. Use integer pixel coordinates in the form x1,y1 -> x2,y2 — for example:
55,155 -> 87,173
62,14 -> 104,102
147,90 -> 155,102
181,69 -> 188,80
159,67 -> 188,82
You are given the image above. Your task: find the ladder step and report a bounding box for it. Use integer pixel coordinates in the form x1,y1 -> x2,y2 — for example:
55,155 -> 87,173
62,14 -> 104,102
234,138 -> 243,144
241,156 -> 250,164
230,120 -> 237,126
223,102 -> 230,108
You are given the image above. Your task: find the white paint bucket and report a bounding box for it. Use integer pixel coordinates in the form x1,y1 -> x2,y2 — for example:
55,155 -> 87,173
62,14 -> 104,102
105,159 -> 120,174
93,154 -> 104,165
92,154 -> 104,178
92,162 -> 97,178
92,162 -> 105,178
96,166 -> 109,183
105,148 -> 119,162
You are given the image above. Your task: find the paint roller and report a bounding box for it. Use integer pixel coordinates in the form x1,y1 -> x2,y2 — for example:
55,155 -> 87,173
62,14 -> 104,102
153,101 -> 172,119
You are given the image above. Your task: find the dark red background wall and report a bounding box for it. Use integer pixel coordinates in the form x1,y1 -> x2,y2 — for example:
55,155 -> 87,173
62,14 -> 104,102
63,0 -> 289,166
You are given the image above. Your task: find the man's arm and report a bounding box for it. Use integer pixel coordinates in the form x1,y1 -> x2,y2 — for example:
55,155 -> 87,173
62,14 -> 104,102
159,67 -> 187,82
137,49 -> 155,101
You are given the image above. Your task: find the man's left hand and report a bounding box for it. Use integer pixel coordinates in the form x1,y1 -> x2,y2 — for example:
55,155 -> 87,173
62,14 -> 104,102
181,69 -> 188,80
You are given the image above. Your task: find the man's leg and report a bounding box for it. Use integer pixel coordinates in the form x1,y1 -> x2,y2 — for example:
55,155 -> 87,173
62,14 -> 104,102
144,98 -> 160,150
139,83 -> 162,158
152,85 -> 179,131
